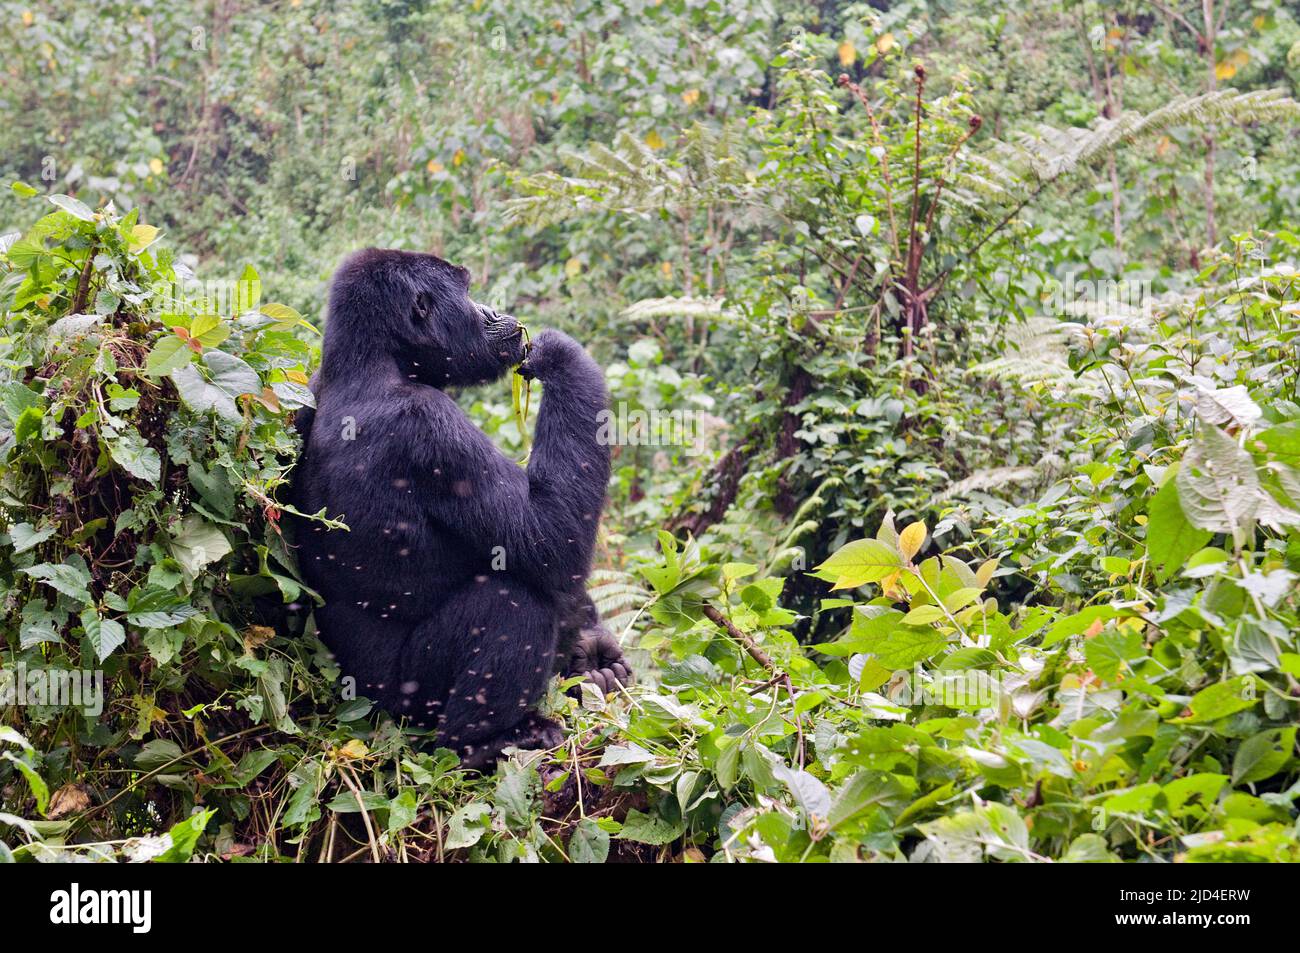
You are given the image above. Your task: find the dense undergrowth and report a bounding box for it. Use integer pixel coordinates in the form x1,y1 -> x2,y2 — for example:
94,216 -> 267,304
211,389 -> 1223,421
2,0 -> 1300,863
2,189 -> 1298,862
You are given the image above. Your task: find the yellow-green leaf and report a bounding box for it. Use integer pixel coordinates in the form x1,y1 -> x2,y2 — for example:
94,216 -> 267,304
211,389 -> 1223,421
899,521 -> 927,562
902,604 -> 947,626
128,223 -> 160,253
815,538 -> 902,590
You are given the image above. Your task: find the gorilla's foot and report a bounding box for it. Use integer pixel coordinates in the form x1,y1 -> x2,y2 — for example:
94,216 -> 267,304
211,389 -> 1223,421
566,626 -> 634,696
456,713 -> 562,773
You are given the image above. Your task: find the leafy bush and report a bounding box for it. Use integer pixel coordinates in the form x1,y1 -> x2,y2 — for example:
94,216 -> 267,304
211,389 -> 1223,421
0,191 -> 337,860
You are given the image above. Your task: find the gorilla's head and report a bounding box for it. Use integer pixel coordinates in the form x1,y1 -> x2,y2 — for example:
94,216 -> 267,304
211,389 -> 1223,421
321,248 -> 525,388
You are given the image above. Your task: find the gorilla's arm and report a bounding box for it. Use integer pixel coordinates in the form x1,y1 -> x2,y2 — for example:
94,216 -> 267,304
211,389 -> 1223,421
410,329 -> 610,591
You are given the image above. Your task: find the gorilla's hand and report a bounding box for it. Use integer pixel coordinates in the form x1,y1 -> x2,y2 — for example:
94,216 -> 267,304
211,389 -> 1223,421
518,329 -> 586,382
567,626 -> 633,696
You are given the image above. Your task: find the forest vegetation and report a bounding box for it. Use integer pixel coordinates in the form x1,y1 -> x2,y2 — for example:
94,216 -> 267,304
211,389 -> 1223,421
2,0 -> 1300,863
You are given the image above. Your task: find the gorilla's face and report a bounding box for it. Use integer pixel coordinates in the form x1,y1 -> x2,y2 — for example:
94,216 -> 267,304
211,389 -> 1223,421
401,255 -> 526,388
324,249 -> 526,389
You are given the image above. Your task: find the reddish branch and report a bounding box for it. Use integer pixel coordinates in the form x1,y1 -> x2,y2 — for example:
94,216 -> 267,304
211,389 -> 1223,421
702,605 -> 774,671
666,428 -> 757,537
69,243 -> 98,315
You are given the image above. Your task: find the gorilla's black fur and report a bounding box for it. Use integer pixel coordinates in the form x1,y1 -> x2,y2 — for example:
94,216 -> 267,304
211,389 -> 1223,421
291,249 -> 629,768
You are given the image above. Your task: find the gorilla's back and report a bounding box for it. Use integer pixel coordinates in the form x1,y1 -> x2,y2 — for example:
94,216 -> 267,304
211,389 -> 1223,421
290,384 -> 479,624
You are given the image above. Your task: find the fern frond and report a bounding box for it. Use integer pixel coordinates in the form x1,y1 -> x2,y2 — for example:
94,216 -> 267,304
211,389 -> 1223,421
971,317 -> 1078,386
937,466 -> 1040,500
588,568 -> 652,638
504,122 -> 763,229
989,88 -> 1300,194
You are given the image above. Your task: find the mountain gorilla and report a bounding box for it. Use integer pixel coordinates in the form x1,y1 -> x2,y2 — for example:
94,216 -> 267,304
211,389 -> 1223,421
291,249 -> 630,769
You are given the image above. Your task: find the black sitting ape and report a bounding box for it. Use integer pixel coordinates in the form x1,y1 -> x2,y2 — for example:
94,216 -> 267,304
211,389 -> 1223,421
291,249 -> 630,769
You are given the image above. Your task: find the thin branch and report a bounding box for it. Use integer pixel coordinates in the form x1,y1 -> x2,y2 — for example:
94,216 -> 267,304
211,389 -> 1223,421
702,604 -> 775,672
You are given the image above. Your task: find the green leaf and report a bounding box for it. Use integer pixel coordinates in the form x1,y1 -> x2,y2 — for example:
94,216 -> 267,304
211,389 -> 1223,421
1258,421 -> 1300,469
9,522 -> 55,554
1174,677 -> 1259,724
773,763 -> 832,820
444,802 -> 491,850
47,193 -> 95,222
258,302 -> 307,331
235,264 -> 261,313
493,763 -> 537,829
569,818 -> 610,863
155,808 -> 215,862
172,350 -> 261,422
1146,477 -> 1211,582
1103,783 -> 1162,814
128,223 -> 161,254
919,802 -> 1029,863
1,752 -> 48,815
13,405 -> 43,443
107,430 -> 161,484
1163,774 -> 1227,816
1232,728 -> 1295,785
0,381 -> 45,422
1084,628 -> 1145,681
136,739 -> 184,770
126,588 -> 199,628
1062,833 -> 1119,862
617,809 -> 685,845
828,608 -> 948,667
189,313 -> 231,347
20,561 -> 92,602
1176,424 -> 1260,542
871,626 -> 948,669
901,604 -> 947,626
80,610 -> 126,662
145,334 -> 194,378
168,515 -> 232,575
814,538 -> 902,589
1041,605 -> 1117,648
387,790 -> 419,833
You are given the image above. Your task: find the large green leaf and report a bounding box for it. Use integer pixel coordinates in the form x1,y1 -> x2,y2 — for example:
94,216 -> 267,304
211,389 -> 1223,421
106,430 -> 161,484
1232,728 -> 1296,785
1176,425 -> 1260,542
20,561 -> 91,602
814,538 -> 901,589
1174,677 -> 1259,724
47,193 -> 95,222
1258,421 -> 1300,469
168,514 -> 232,575
80,610 -> 126,662
1145,476 -> 1210,582
569,818 -> 611,863
171,350 -> 261,422
145,334 -> 194,378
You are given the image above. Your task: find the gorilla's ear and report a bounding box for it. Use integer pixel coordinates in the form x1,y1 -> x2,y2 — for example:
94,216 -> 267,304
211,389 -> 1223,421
410,288 -> 450,351
412,289 -> 436,324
